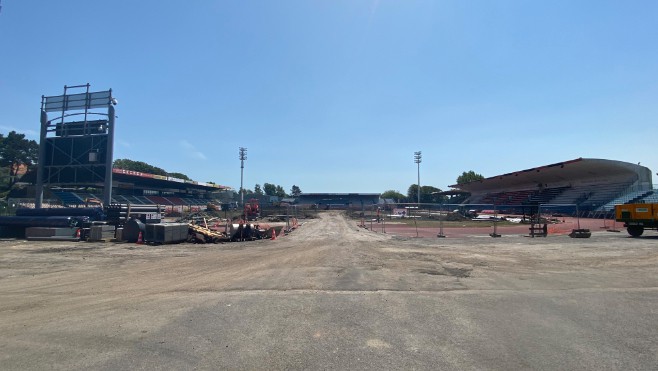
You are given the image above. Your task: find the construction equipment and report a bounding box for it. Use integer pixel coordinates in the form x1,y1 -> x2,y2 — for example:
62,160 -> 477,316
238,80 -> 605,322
188,223 -> 227,243
615,203 -> 658,237
206,202 -> 220,212
244,198 -> 260,221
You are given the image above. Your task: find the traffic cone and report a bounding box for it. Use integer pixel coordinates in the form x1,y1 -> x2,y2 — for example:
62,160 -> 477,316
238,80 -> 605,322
271,228 -> 277,240
137,231 -> 144,244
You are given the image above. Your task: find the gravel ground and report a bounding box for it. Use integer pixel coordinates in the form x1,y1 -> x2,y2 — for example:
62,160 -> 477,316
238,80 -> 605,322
1,211 -> 657,370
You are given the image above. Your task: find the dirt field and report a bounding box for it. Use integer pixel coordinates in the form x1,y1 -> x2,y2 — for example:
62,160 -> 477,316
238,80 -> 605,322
1,211 -> 657,370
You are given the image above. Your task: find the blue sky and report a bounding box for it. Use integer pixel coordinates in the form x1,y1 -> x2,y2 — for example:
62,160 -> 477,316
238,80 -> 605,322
1,0 -> 657,194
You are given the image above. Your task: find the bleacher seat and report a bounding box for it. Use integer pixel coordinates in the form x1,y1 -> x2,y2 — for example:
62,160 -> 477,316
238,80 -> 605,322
640,191 -> 658,203
146,196 -> 174,205
599,189 -> 653,211
53,191 -> 85,206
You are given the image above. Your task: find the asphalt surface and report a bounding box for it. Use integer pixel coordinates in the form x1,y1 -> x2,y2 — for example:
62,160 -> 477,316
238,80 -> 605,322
1,211 -> 657,370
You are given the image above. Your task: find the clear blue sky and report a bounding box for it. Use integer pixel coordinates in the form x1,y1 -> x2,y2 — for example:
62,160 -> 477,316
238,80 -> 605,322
1,1 -> 657,194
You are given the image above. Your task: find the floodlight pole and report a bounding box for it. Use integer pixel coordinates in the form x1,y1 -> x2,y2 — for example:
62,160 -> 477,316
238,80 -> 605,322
414,151 -> 422,204
239,147 -> 247,207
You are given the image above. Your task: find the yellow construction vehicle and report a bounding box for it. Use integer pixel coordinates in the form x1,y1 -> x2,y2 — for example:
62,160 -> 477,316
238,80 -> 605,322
615,203 -> 658,237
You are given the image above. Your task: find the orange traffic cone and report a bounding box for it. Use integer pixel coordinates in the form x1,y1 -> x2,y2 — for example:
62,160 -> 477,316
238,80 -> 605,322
271,228 -> 277,240
137,231 -> 144,244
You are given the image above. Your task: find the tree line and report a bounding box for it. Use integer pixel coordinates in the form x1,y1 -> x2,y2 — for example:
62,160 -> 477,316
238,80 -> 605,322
112,159 -> 190,180
381,171 -> 484,203
240,183 -> 302,199
0,131 -> 38,196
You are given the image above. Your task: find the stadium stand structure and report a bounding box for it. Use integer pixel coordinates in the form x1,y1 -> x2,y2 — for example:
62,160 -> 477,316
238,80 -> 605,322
41,168 -> 230,209
297,193 -> 380,209
452,158 -> 653,215
640,191 -> 658,203
599,189 -> 654,211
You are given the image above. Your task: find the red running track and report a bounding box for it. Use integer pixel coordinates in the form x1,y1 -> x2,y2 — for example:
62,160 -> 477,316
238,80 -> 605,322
360,217 -> 624,238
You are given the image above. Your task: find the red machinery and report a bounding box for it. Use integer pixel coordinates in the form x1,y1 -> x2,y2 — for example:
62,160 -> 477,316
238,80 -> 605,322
244,198 -> 260,221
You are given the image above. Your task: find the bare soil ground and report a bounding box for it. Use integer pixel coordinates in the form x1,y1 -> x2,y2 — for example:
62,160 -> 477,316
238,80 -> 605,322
1,211 -> 657,370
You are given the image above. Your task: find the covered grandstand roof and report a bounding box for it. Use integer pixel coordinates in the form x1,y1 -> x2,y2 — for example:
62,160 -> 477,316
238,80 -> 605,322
112,168 -> 232,192
451,158 -> 652,193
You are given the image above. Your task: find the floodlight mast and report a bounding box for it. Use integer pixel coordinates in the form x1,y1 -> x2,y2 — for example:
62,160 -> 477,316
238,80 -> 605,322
239,147 -> 247,207
414,151 -> 422,204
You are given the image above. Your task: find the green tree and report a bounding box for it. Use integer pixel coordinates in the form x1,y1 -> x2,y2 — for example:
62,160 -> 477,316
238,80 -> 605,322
263,183 -> 276,196
420,186 -> 444,203
381,190 -> 405,201
0,131 -> 39,188
456,170 -> 485,185
290,185 -> 302,197
0,167 -> 10,197
254,184 -> 264,195
407,185 -> 445,203
407,184 -> 419,202
113,159 -> 167,176
275,185 -> 287,198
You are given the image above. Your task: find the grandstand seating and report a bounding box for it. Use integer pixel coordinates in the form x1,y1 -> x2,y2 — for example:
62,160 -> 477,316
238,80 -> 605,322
578,183 -> 633,210
52,190 -> 220,207
465,183 -> 643,212
528,186 -> 570,204
548,183 -> 628,209
146,196 -> 174,205
599,189 -> 653,211
165,197 -> 186,205
52,191 -> 85,206
124,195 -> 146,204
549,185 -> 593,205
464,194 -> 485,204
136,196 -> 152,204
480,190 -> 534,205
113,195 -> 133,204
640,191 -> 658,203
472,187 -> 569,206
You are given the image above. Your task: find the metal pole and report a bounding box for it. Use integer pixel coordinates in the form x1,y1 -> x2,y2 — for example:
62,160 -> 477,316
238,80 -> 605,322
490,201 -> 501,237
437,203 -> 445,238
370,207 -> 373,231
414,215 -> 419,238
239,147 -> 247,207
286,204 -> 290,231
414,151 -> 422,204
417,163 -> 420,204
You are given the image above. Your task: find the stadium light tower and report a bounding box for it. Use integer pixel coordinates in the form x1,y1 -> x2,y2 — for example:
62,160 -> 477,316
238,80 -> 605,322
239,147 -> 247,207
414,151 -> 422,204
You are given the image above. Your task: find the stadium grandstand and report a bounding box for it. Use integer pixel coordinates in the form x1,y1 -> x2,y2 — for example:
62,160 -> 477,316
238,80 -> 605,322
297,193 -> 381,209
11,168 -> 232,211
65,168 -> 230,208
452,158 -> 655,215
